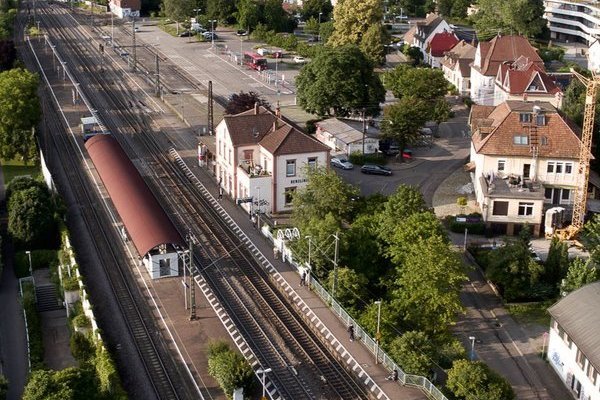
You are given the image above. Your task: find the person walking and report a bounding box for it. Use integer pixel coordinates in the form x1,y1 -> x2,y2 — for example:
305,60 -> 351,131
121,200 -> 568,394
348,324 -> 355,342
300,271 -> 306,286
218,186 -> 223,201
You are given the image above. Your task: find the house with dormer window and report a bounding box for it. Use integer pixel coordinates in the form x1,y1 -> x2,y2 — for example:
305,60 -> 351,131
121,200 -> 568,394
215,104 -> 330,214
441,40 -> 476,95
403,13 -> 452,63
469,100 -> 583,236
547,282 -> 600,400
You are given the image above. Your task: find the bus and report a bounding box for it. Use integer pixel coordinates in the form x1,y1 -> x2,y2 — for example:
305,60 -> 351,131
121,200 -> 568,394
243,52 -> 268,71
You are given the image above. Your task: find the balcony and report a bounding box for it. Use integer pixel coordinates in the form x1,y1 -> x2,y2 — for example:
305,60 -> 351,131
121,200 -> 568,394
238,160 -> 271,178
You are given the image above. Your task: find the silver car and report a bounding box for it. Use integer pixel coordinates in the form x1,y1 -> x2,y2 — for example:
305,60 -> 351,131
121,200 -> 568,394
330,157 -> 354,170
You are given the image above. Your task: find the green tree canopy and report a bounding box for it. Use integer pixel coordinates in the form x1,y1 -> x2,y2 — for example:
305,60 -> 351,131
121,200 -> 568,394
342,214 -> 389,284
22,367 -> 101,400
301,0 -> 332,22
162,0 -> 195,26
8,186 -> 56,247
357,300 -> 401,345
543,237 -> 568,287
393,236 -> 466,335
561,258 -> 600,294
386,211 -> 448,264
0,40 -> 16,71
376,184 -> 428,241
446,360 -> 516,400
0,374 -> 8,400
388,331 -> 436,375
327,266 -> 369,310
234,0 -> 261,31
0,68 -> 40,163
207,341 -> 255,397
328,0 -> 387,65
5,176 -> 47,201
471,0 -> 545,40
384,66 -> 449,100
206,0 -> 235,23
380,97 -> 430,159
293,213 -> 342,278
295,44 -> 385,117
224,91 -> 270,114
402,45 -> 424,66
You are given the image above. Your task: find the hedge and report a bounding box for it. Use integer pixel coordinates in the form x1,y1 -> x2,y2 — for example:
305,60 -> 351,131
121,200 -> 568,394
95,347 -> 127,399
70,331 -> 95,363
207,341 -> 255,399
22,282 -> 44,370
14,249 -> 59,278
348,152 -> 387,166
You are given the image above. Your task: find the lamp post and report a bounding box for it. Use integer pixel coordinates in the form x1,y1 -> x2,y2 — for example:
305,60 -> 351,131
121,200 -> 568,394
256,187 -> 261,229
375,300 -> 382,364
240,36 -> 244,65
25,251 -> 33,278
305,235 -> 312,287
318,12 -> 323,42
193,8 -> 201,21
469,336 -> 476,360
257,367 -> 272,399
209,19 -> 216,48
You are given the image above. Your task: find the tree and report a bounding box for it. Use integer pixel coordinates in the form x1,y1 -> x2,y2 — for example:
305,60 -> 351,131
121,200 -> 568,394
301,0 -> 332,22
380,97 -> 430,161
234,0 -> 260,31
326,266 -> 369,310
22,370 -> 73,400
357,300 -> 401,344
543,237 -> 568,286
328,0 -> 387,65
447,360 -> 515,400
162,0 -> 195,33
451,0 -> 470,18
472,0 -> 545,40
8,186 -> 56,247
384,66 -> 449,101
402,45 -> 424,66
318,20 -> 334,43
293,213 -> 342,278
295,44 -> 385,117
304,16 -> 319,36
561,258 -> 600,294
0,68 -> 40,163
263,0 -> 294,32
0,374 -> 7,400
342,214 -> 389,284
388,331 -> 436,375
0,40 -> 15,71
207,341 -> 255,398
437,0 -> 453,16
224,91 -> 270,114
386,211 -> 448,264
5,176 -> 47,201
70,331 -> 95,363
393,236 -> 466,335
206,0 -> 235,23
376,184 -> 428,241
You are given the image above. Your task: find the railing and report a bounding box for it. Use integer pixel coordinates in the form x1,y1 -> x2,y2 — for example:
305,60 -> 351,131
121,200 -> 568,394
270,233 -> 449,400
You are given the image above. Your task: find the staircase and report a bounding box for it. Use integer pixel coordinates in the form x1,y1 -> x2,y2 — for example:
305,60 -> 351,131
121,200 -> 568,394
35,284 -> 63,312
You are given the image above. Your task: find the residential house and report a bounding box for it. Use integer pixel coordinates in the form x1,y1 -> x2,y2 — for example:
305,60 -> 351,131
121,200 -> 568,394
440,40 -> 476,95
403,13 -> 453,63
470,35 -> 544,105
547,282 -> 600,400
314,118 -> 380,156
544,0 -> 600,45
494,56 -> 563,108
590,40 -> 600,72
427,31 -> 460,68
469,100 -> 583,236
215,104 -> 329,214
110,0 -> 140,18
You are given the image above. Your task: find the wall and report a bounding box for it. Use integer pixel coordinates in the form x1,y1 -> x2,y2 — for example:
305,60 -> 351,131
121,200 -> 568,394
145,251 -> 179,279
274,151 -> 327,212
470,68 -> 495,105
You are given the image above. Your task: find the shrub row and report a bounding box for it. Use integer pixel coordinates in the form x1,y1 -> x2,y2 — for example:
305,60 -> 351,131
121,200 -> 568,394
252,24 -> 322,59
207,341 -> 255,399
22,281 -> 44,370
349,152 -> 387,166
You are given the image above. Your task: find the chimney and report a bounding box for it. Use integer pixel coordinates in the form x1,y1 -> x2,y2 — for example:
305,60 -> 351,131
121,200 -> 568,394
254,102 -> 260,115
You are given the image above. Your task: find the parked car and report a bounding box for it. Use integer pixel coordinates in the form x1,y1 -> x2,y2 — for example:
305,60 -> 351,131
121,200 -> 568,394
178,30 -> 193,37
236,29 -> 248,36
293,56 -> 306,64
330,157 -> 354,170
307,36 -> 318,43
360,164 -> 392,176
203,31 -> 218,40
402,149 -> 413,159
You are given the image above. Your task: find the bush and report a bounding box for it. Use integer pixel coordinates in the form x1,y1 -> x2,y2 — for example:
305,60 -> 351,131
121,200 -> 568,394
462,96 -> 474,108
207,341 -> 255,399
14,250 -> 59,278
73,314 -> 91,329
62,275 -> 79,291
348,152 -> 387,166
70,331 -> 95,363
305,118 -> 322,134
22,282 -> 44,370
0,374 -> 7,400
448,217 -> 486,235
539,46 -> 564,63
95,347 -> 127,398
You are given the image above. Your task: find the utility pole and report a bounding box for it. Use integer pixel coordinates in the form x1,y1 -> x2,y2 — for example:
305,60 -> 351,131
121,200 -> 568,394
189,235 -> 197,320
208,80 -> 214,135
132,18 -> 137,72
331,232 -> 339,299
90,2 -> 94,28
362,108 -> 366,155
155,53 -> 160,97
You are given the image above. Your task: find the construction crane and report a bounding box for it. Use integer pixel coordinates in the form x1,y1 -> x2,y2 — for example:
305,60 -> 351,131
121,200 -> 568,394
550,69 -> 599,240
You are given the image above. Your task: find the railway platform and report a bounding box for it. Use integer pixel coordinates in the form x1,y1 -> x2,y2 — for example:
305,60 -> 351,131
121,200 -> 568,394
180,154 -> 428,400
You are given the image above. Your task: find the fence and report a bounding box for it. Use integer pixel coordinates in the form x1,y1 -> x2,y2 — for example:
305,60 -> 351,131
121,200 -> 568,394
270,231 -> 449,400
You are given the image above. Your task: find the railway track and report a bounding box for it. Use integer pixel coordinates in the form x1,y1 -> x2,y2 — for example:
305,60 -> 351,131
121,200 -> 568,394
24,6 -> 196,400
34,4 -> 374,399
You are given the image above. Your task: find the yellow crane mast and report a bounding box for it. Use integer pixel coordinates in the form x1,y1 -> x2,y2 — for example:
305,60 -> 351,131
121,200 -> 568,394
556,69 -> 599,240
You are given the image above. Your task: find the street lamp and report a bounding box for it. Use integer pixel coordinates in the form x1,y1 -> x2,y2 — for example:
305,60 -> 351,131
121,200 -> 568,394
257,367 -> 272,399
375,300 -> 382,364
25,251 -> 33,278
209,19 -> 217,48
469,336 -> 476,360
193,8 -> 201,21
305,236 -> 312,287
318,12 -> 323,42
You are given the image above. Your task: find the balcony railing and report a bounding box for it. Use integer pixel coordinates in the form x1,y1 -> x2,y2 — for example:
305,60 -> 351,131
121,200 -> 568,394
238,161 -> 271,178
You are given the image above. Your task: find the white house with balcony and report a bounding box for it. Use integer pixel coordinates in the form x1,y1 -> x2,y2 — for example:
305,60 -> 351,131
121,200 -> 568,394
402,13 -> 452,63
544,0 -> 600,45
314,118 -> 380,156
215,104 -> 330,214
469,100 -> 583,236
547,282 -> 600,400
471,35 -> 545,105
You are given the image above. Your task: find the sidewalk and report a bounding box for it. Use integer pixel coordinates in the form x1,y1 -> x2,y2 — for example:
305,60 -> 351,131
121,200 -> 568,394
178,153 -> 428,400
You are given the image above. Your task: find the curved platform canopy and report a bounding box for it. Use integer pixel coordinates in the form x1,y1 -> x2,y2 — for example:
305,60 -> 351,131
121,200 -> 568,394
85,134 -> 183,256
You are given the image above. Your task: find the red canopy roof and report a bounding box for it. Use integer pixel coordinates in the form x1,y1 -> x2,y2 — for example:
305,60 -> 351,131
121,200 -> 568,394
429,32 -> 459,57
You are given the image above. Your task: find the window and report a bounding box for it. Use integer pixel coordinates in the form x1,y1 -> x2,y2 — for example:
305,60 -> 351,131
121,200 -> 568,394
497,159 -> 506,172
513,135 -> 528,145
541,136 -> 548,145
307,157 -> 317,169
284,187 -> 296,205
565,163 -> 573,174
536,114 -> 546,126
544,188 -> 553,199
286,160 -> 296,177
228,149 -> 232,165
492,201 -> 509,216
562,189 -> 571,201
547,162 -> 555,173
576,348 -> 587,369
587,364 -> 598,385
159,258 -> 171,277
556,163 -> 563,173
518,202 -> 534,216
520,113 -> 532,123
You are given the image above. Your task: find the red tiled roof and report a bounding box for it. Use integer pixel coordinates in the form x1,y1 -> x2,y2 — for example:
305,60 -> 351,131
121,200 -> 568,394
259,124 -> 329,155
428,32 -> 459,57
224,106 -> 277,147
496,59 -> 561,96
85,135 -> 183,256
441,40 -> 476,76
476,35 -> 543,76
470,101 -> 582,159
